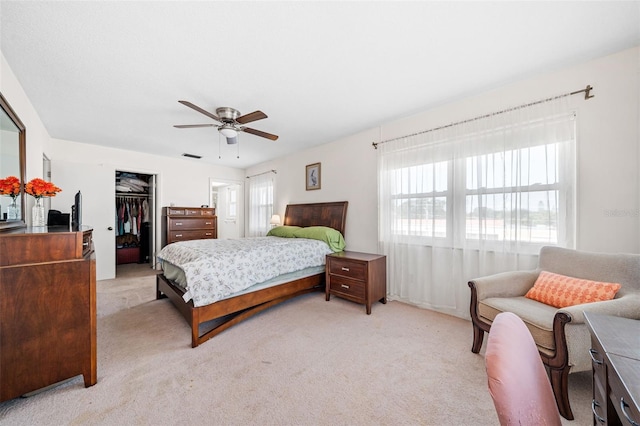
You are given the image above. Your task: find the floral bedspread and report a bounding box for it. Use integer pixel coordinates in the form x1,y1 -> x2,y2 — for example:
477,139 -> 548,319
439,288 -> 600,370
157,237 -> 333,307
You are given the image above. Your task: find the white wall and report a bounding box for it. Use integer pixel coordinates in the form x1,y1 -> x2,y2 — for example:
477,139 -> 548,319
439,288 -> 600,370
49,138 -> 244,209
247,46 -> 640,255
1,52 -> 53,210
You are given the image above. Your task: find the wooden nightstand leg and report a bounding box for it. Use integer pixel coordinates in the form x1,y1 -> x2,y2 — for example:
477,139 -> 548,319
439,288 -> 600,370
325,293 -> 330,301
366,303 -> 372,315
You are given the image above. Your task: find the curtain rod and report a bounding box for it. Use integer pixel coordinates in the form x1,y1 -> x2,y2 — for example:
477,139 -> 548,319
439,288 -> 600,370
246,169 -> 277,179
372,84 -> 594,149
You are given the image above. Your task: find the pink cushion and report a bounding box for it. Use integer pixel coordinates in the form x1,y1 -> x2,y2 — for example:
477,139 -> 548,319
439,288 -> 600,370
485,312 -> 561,426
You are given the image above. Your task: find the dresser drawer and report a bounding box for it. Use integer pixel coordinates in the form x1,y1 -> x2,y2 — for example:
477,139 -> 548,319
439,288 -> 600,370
328,275 -> 365,299
168,218 -> 215,231
589,340 -> 609,423
185,208 -> 214,216
166,208 -> 185,216
608,354 -> 640,426
168,230 -> 215,242
328,258 -> 366,281
82,230 -> 93,257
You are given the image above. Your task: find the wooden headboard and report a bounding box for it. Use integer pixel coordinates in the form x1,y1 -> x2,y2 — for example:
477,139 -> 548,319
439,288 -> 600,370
283,201 -> 348,236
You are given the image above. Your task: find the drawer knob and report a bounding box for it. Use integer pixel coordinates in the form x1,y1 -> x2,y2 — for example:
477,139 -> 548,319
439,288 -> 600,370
341,267 -> 350,272
175,222 -> 183,226
341,284 -> 350,289
589,348 -> 603,365
205,233 -> 212,236
205,222 -> 212,225
620,398 -> 639,426
591,400 -> 606,424
175,234 -> 183,237
83,242 -> 89,247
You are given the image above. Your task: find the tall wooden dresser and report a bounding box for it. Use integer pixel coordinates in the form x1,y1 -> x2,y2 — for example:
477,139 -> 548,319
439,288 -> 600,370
0,226 -> 97,401
162,206 -> 217,247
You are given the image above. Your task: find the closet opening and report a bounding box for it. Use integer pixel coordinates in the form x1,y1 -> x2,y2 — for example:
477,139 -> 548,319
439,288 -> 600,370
115,170 -> 156,276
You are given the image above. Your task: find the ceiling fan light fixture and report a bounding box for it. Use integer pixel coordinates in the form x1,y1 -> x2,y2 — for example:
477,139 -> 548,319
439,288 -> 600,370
219,124 -> 238,138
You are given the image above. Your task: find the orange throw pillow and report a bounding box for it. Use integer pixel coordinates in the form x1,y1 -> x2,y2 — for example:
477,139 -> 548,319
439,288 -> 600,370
525,271 -> 621,308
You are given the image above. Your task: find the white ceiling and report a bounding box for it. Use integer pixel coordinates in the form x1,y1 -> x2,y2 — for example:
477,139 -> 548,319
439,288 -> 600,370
1,1 -> 639,169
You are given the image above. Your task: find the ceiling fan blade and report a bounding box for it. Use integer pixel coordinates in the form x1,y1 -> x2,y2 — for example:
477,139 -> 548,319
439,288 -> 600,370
174,124 -> 217,128
178,100 -> 221,122
236,110 -> 267,125
242,127 -> 279,141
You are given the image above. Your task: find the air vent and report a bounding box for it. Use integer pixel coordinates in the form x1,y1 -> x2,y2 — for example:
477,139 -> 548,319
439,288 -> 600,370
182,153 -> 202,159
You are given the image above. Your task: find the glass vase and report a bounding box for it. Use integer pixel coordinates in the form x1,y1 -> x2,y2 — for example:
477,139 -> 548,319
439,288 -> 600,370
7,197 -> 19,221
32,197 -> 46,227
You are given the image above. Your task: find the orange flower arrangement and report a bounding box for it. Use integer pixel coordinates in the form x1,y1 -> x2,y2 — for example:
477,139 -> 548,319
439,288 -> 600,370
25,178 -> 62,199
0,176 -> 21,200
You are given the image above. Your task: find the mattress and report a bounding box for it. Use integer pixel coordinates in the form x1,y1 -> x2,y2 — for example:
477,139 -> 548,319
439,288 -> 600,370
162,261 -> 325,302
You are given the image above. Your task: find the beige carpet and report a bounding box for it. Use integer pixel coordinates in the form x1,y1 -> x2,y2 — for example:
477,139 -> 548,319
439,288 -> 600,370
0,263 -> 592,425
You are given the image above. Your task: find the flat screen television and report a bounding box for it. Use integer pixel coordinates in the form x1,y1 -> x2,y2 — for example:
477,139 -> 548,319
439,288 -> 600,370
71,190 -> 82,230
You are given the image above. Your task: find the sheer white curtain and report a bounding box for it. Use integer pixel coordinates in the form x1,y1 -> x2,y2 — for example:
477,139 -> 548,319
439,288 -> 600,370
378,97 -> 575,319
248,173 -> 274,237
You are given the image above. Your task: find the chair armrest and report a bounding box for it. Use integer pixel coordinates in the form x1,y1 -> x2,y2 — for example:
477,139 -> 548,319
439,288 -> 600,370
468,270 -> 539,301
559,294 -> 640,324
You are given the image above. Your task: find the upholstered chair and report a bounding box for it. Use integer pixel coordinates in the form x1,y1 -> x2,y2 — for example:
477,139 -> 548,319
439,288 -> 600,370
485,312 -> 562,426
469,246 -> 640,420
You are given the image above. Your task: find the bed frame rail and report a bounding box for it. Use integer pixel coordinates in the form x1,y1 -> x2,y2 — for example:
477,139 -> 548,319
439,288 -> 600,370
157,273 -> 325,347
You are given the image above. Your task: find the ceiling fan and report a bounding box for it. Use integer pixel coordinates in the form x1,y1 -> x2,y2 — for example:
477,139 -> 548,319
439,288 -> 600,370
174,100 -> 279,144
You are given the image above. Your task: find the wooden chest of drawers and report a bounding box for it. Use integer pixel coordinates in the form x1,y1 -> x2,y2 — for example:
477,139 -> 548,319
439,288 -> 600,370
162,207 -> 217,246
325,251 -> 387,314
0,226 -> 96,401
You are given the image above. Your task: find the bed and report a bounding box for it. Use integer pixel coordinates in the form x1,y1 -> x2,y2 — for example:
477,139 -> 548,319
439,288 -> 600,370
156,201 -> 348,347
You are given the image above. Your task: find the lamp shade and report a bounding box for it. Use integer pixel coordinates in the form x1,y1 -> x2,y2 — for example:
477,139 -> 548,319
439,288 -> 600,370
270,214 -> 281,225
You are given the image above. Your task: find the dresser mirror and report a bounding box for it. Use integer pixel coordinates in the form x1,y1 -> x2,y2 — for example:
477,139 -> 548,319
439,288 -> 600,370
0,92 -> 26,231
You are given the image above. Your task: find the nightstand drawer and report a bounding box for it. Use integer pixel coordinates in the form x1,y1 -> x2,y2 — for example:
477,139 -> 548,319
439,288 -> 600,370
328,258 -> 366,281
328,275 -> 365,298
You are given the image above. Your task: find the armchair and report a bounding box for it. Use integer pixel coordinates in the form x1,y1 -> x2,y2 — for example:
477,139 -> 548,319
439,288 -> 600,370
469,246 -> 640,420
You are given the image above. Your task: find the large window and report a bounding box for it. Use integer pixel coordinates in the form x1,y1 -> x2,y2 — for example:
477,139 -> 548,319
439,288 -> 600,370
383,121 -> 574,251
378,98 -> 575,319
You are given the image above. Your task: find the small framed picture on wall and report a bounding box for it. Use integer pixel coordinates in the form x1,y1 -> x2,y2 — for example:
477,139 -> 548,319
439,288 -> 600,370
306,162 -> 321,191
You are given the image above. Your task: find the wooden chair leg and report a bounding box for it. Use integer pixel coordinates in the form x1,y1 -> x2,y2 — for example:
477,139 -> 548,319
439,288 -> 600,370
549,365 -> 573,420
471,323 -> 484,354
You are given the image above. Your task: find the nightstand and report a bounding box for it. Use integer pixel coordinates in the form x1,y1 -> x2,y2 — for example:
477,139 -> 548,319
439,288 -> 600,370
325,251 -> 387,314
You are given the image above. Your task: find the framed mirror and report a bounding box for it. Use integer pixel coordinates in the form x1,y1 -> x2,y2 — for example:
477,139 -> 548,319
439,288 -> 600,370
0,92 -> 26,231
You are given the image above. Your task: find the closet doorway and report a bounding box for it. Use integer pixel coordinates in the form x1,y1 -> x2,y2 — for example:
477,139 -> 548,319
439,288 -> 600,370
115,170 -> 157,276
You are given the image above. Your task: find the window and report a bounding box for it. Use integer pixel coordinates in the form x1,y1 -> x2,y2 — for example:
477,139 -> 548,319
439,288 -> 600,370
388,161 -> 449,238
248,174 -> 274,237
464,143 -> 563,245
381,107 -> 575,252
378,98 -> 575,319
